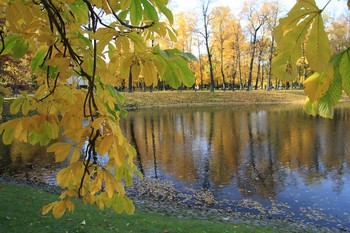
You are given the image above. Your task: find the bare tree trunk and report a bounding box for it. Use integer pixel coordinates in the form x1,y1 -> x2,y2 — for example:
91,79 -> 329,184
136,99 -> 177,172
261,64 -> 265,90
235,36 -> 243,90
128,66 -> 133,93
254,49 -> 263,90
232,68 -> 237,91
247,28 -> 260,91
219,26 -> 226,91
267,35 -> 274,91
198,42 -> 204,90
201,0 -> 215,92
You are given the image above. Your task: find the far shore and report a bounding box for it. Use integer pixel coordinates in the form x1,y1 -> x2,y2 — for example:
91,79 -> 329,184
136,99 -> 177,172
121,90 -> 350,110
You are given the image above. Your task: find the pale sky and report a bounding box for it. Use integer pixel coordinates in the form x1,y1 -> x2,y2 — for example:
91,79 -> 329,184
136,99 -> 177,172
169,0 -> 348,18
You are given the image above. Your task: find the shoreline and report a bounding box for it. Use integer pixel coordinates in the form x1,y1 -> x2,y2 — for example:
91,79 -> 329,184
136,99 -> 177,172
0,175 -> 346,233
121,90 -> 350,111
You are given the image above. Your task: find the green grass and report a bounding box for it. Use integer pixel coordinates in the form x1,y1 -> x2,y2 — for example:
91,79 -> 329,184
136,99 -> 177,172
0,183 -> 279,233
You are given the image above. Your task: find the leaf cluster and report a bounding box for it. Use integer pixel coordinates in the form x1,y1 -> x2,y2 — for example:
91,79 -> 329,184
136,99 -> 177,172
273,0 -> 350,118
0,0 -> 195,218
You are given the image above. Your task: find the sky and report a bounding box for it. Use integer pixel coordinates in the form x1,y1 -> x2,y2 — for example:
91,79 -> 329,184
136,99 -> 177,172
168,0 -> 348,18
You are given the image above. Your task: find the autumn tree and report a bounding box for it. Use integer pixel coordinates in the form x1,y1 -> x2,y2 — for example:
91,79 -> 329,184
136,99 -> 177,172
211,6 -> 233,91
0,0 -> 194,218
174,11 -> 196,53
232,17 -> 245,90
199,0 -> 215,92
243,1 -> 267,91
327,13 -> 350,54
264,0 -> 282,90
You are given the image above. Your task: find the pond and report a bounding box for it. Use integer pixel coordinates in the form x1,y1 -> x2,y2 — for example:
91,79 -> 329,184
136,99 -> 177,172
1,104 -> 350,230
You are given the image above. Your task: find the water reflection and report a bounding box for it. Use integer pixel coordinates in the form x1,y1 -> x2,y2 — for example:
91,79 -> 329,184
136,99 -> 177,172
121,104 -> 350,228
122,105 -> 350,194
1,104 -> 350,228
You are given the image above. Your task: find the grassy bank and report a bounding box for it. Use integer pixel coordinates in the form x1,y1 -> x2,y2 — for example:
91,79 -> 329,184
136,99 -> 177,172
121,90 -> 308,109
0,182 -> 279,233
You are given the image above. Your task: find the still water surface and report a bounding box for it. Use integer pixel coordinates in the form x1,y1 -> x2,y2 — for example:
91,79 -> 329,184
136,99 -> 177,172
1,104 -> 350,229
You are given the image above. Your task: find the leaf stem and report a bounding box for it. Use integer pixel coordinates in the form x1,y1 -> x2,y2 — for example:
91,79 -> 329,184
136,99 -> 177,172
321,0 -> 332,12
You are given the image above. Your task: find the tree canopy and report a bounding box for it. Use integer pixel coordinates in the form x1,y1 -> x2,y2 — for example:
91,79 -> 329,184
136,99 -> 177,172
0,0 -> 194,218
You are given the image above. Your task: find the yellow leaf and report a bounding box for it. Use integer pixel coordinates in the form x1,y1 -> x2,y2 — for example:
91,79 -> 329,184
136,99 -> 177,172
90,117 -> 105,130
305,14 -> 331,73
47,142 -> 73,163
98,135 -> 115,155
131,63 -> 141,80
142,61 -> 158,86
56,167 -> 70,187
304,64 -> 334,102
52,201 -> 66,219
42,202 -> 57,216
70,147 -> 81,164
90,173 -> 103,195
64,199 -> 75,212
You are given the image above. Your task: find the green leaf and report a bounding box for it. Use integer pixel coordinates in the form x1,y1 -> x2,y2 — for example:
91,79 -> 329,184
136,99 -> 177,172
118,10 -> 128,21
127,32 -> 146,52
1,34 -> 21,55
153,0 -> 173,25
340,50 -> 350,96
183,52 -> 198,61
317,99 -> 333,118
164,60 -> 181,88
12,37 -> 28,59
141,0 -> 159,21
130,0 -> 142,25
303,98 -> 318,116
173,57 -> 195,87
31,47 -> 48,71
68,0 -> 89,24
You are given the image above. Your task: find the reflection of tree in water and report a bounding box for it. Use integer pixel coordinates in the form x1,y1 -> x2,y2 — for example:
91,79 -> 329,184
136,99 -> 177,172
0,139 -> 55,175
129,117 -> 144,176
237,111 -> 286,199
121,105 -> 350,199
201,111 -> 214,190
150,117 -> 158,178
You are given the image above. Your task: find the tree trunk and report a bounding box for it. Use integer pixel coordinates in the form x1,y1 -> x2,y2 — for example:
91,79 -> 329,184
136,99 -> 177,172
254,49 -> 263,90
247,30 -> 258,91
267,35 -> 274,91
128,66 -> 133,93
202,2 -> 215,92
220,33 -> 226,91
237,45 -> 243,89
198,43 -> 204,90
206,42 -> 215,92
